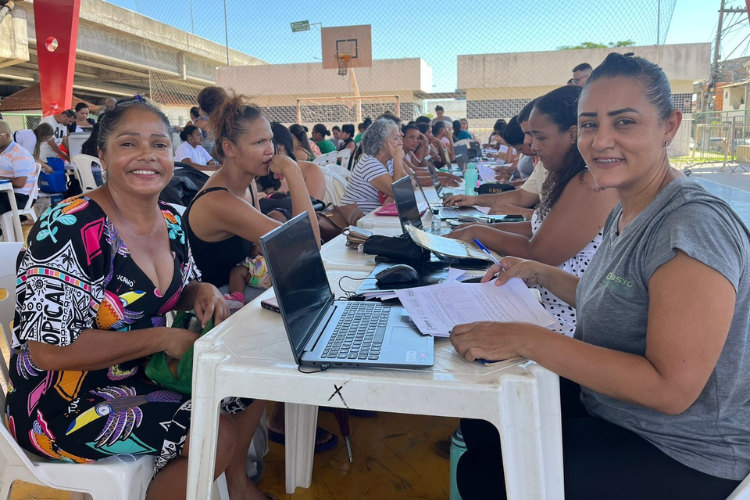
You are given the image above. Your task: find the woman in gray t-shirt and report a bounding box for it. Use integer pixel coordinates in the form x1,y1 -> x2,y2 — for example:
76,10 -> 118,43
451,54 -> 750,499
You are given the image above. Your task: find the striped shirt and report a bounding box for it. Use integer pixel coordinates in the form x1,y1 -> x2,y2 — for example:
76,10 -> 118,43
0,141 -> 37,196
341,154 -> 393,214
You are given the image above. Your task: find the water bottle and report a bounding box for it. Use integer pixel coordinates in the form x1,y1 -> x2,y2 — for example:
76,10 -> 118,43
464,163 -> 478,195
431,216 -> 442,233
449,427 -> 467,500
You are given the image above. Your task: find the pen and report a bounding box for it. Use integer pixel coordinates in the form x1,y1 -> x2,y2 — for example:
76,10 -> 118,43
473,238 -> 503,268
508,169 -> 518,182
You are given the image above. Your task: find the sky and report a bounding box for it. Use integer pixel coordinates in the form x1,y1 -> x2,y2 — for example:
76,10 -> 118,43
104,0 -> 747,92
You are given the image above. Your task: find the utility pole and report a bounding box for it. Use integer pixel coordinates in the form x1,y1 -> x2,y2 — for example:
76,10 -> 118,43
713,0 -> 726,84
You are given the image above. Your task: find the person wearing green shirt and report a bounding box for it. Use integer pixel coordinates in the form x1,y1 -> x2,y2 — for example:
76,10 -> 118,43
452,120 -> 473,142
312,123 -> 336,153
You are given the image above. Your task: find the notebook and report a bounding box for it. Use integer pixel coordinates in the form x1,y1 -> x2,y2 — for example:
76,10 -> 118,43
260,212 -> 434,369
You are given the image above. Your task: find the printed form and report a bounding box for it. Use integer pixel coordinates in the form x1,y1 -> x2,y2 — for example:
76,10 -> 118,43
394,278 -> 559,337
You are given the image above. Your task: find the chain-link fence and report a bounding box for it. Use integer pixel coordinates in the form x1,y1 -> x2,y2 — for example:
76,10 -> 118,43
675,110 -> 750,172
110,0 -> 683,142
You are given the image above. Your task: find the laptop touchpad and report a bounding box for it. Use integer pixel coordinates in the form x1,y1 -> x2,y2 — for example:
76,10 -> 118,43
389,327 -> 430,347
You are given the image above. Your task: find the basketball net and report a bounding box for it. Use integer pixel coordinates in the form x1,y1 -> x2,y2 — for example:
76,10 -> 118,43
337,54 -> 351,76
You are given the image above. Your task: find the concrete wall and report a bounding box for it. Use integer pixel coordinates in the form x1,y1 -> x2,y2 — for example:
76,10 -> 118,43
216,58 -> 432,98
458,43 -> 711,90
458,43 -> 710,128
0,9 -> 29,69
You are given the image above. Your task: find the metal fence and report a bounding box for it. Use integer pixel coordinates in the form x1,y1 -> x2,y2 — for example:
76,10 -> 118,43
674,111 -> 750,172
107,0 -> 678,135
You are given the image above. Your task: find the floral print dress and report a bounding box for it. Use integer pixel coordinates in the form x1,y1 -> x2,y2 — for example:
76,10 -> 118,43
5,197 -> 250,474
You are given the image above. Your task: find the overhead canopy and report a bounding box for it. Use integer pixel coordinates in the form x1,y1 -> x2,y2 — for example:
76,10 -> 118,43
0,83 -> 100,113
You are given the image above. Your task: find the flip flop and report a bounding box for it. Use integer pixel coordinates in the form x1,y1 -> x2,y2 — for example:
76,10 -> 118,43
268,426 -> 339,454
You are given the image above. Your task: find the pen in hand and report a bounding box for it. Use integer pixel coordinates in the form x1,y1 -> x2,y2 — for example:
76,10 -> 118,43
473,238 -> 503,269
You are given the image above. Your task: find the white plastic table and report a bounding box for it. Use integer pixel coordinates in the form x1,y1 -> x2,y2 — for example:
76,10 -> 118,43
0,182 -> 24,243
187,267 -> 564,499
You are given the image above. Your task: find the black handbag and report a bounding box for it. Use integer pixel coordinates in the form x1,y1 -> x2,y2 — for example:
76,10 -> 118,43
362,234 -> 431,262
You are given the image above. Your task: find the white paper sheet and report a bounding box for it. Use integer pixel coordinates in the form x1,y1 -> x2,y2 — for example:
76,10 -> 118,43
394,278 -> 559,337
476,162 -> 497,183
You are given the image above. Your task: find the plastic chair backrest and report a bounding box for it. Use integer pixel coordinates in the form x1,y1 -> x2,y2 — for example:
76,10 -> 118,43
0,242 -> 22,345
322,168 -> 348,205
71,154 -> 100,192
326,163 -> 351,180
22,163 -> 42,211
313,151 -> 338,167
337,148 -> 352,169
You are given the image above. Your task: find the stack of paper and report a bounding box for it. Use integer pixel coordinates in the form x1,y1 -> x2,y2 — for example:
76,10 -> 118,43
394,278 -> 559,337
405,225 -> 503,262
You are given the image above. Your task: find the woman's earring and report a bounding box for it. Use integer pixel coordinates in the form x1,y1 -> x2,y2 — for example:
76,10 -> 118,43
664,141 -> 671,147
102,169 -> 108,182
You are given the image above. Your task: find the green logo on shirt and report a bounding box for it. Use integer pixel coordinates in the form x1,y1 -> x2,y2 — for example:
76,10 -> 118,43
603,272 -> 634,298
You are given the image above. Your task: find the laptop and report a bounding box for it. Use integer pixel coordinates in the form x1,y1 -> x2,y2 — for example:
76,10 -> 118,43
424,161 -> 485,220
468,141 -> 483,161
454,147 -> 469,173
260,212 -> 434,369
392,176 -> 449,236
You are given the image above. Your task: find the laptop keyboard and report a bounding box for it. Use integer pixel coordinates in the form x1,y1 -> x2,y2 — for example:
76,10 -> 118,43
439,207 -> 470,219
322,303 -> 391,361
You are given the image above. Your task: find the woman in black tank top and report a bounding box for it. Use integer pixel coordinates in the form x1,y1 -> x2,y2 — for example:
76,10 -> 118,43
184,93 -> 333,456
183,94 -> 321,301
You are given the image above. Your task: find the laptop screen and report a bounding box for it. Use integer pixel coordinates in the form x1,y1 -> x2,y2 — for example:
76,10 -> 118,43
454,146 -> 468,172
424,156 -> 443,195
392,176 -> 423,233
260,213 -> 332,362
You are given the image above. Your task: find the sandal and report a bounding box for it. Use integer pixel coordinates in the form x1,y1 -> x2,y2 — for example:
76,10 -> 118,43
268,426 -> 339,454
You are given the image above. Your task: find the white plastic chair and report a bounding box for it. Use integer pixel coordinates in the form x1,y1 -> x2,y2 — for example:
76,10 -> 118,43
336,148 -> 352,170
0,239 -> 230,500
326,163 -> 352,181
313,151 -> 338,167
322,168 -> 349,205
727,475 -> 750,499
71,154 -> 100,192
0,163 -> 41,243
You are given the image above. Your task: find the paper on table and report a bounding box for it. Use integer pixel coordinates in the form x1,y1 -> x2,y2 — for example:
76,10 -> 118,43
394,278 -> 559,337
445,268 -> 466,283
405,224 -> 503,262
476,162 -> 497,183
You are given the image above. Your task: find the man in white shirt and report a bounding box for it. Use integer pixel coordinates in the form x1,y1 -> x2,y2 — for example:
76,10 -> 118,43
0,120 -> 36,216
38,110 -> 75,162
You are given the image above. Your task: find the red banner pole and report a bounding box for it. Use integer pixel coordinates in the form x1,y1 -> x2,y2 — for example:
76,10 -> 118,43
33,0 -> 82,117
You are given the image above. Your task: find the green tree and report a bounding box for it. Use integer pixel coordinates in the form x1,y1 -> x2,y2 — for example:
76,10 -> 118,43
558,40 -> 636,50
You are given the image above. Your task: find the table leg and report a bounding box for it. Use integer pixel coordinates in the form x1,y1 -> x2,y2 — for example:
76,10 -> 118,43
186,354 -> 224,500
284,403 -> 318,494
493,374 -> 547,500
529,364 -> 564,500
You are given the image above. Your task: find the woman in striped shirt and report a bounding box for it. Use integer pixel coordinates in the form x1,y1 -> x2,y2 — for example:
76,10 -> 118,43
340,118 -> 406,213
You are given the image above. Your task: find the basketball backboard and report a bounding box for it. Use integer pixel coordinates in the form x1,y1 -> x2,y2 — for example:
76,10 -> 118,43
321,25 -> 372,70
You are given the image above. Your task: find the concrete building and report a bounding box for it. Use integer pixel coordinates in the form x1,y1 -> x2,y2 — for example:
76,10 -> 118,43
216,58 -> 433,125
459,43 -> 711,125
1,0 -> 267,125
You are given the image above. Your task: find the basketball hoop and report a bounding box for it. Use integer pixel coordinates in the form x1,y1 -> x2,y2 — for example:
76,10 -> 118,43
337,54 -> 351,76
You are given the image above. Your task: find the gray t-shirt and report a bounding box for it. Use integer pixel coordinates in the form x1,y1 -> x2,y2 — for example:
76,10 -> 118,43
575,176 -> 750,481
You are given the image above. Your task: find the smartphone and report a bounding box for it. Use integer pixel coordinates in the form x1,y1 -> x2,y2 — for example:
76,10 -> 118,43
347,226 -> 372,239
261,297 -> 280,313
